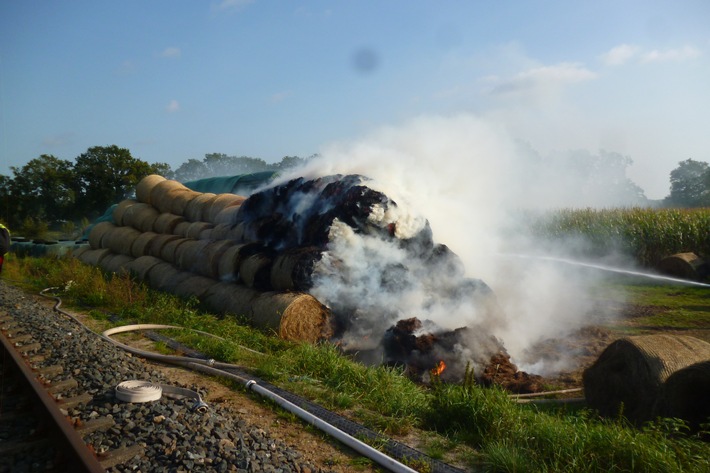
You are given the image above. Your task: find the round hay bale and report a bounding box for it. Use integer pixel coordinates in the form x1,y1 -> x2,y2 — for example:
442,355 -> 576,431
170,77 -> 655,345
270,247 -> 322,291
239,253 -> 273,290
78,248 -> 113,267
172,275 -> 216,299
135,174 -> 166,204
198,228 -> 214,240
226,222 -> 246,242
124,255 -> 164,282
655,361 -> 710,432
112,199 -> 139,226
158,269 -> 193,294
166,188 -> 200,216
150,179 -> 190,213
88,221 -> 116,249
657,253 -> 708,281
184,193 -> 217,222
147,262 -> 181,291
185,221 -> 214,240
213,204 -> 242,226
100,253 -> 134,275
160,237 -> 189,264
153,213 -> 186,234
215,242 -> 264,282
173,221 -> 192,238
192,240 -> 237,279
210,223 -> 232,241
147,234 -> 181,258
71,245 -> 91,260
122,203 -> 158,231
176,239 -> 211,272
251,292 -> 333,343
203,282 -> 260,316
130,231 -> 158,258
104,226 -> 142,256
583,334 -> 710,424
205,194 -> 245,223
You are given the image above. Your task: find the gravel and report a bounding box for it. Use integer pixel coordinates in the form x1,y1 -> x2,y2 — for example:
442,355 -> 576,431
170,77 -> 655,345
0,280 -> 335,473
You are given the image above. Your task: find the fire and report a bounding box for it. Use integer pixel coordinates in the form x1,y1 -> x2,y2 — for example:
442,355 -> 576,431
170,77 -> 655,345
431,360 -> 446,377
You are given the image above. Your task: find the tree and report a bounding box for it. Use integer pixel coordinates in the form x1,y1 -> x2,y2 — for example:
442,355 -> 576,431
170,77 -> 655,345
173,158 -> 208,182
8,155 -> 76,223
277,155 -> 307,169
73,145 -> 164,218
665,159 -> 710,207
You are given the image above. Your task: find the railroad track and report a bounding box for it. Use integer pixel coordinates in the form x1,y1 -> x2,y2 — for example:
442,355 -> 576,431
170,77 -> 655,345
0,311 -> 143,472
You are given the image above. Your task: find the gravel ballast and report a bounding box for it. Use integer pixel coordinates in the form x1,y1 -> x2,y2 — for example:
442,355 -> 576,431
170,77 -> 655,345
0,280 -> 335,473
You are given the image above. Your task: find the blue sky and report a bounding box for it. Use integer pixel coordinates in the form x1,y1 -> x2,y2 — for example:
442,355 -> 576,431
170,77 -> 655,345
1,1 -> 709,199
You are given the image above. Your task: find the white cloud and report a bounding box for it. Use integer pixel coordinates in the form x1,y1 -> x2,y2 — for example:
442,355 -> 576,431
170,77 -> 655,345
166,100 -> 180,113
600,44 -> 639,66
489,62 -> 596,96
161,47 -> 181,59
641,45 -> 701,63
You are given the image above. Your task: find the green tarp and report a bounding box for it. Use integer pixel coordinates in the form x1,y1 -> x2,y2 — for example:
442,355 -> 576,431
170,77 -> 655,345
183,171 -> 276,195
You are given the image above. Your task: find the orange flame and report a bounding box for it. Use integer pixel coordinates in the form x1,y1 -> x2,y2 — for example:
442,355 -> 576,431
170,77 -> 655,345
431,360 -> 446,377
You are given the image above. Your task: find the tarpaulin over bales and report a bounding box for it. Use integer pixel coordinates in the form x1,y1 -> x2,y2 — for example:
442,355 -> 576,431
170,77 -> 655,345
183,172 -> 276,195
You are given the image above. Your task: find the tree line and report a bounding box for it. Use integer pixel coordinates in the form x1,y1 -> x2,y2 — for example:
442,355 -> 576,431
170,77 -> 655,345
0,145 -> 308,234
0,144 -> 708,237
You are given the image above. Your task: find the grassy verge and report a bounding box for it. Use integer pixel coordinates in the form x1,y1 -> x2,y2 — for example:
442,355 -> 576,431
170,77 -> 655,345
3,255 -> 709,472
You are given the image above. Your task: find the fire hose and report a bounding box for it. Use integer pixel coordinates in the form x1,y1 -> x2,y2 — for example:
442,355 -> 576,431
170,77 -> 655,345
40,288 -> 421,473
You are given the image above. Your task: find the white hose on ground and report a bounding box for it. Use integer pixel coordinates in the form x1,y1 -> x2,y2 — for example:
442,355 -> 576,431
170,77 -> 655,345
41,288 -> 421,473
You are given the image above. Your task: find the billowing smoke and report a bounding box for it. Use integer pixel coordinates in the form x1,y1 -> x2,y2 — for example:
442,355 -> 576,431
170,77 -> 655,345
263,113 -> 628,378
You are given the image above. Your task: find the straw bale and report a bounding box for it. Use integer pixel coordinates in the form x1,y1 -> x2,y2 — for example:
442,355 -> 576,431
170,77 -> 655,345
156,269 -> 193,293
147,262 -> 181,291
655,360 -> 710,432
192,240 -> 237,279
78,248 -> 112,267
135,174 -> 166,204
173,221 -> 192,238
205,194 -> 245,223
270,246 -> 322,291
210,223 -> 232,241
121,203 -> 157,231
166,188 -> 200,216
203,282 -> 260,316
103,226 -> 142,256
147,234 -> 181,258
88,221 -> 116,249
583,334 -> 710,424
153,213 -> 185,234
213,204 -> 242,226
71,245 -> 90,260
239,253 -> 272,290
124,255 -> 164,282
251,292 -> 333,343
99,253 -> 134,275
112,199 -> 139,226
130,231 -> 158,258
657,252 -> 708,281
185,222 -> 214,240
172,274 -> 217,299
198,228 -> 213,240
184,193 -> 217,222
150,180 -> 190,213
226,222 -> 245,242
175,239 -> 211,272
159,237 -> 189,264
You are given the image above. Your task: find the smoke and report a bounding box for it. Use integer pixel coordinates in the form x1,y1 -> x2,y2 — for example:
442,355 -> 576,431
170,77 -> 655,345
274,113 -> 627,375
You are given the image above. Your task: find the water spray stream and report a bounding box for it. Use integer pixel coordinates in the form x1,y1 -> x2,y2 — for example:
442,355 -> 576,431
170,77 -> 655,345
498,253 -> 710,288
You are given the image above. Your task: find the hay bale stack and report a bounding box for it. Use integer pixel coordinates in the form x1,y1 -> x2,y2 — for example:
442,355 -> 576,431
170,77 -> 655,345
153,213 -> 185,234
172,274 -> 216,299
184,193 -> 217,222
112,199 -> 138,226
130,231 -> 158,258
149,179 -> 193,213
270,247 -> 322,291
78,248 -> 112,266
99,253 -> 134,275
655,361 -> 710,432
122,202 -> 159,232
135,174 -> 166,205
239,253 -> 273,290
657,252 -> 708,281
125,255 -> 164,282
583,334 -> 710,424
204,282 -> 261,317
205,194 -> 245,223
103,226 -> 142,256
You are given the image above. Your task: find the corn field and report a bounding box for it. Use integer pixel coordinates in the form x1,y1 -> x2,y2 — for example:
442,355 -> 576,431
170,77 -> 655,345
521,207 -> 710,267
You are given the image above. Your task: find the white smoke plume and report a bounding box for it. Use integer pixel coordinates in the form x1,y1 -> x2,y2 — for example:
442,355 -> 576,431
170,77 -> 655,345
275,113 -> 624,375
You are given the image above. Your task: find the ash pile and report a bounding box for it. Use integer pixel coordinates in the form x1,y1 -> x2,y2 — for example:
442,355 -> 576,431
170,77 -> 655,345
78,173 -> 536,389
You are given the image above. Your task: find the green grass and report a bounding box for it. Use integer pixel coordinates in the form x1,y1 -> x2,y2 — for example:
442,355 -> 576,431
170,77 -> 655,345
4,255 -> 710,472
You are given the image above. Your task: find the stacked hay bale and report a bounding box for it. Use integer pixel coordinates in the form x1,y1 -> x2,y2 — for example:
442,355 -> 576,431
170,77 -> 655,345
77,175 -> 333,343
583,334 -> 710,425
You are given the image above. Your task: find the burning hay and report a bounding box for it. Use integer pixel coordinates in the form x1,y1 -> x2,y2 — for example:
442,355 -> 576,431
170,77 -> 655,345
582,334 -> 710,424
79,173 -> 509,380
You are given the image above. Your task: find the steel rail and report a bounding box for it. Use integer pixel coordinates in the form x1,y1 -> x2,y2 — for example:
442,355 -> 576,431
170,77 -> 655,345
0,330 -> 105,473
